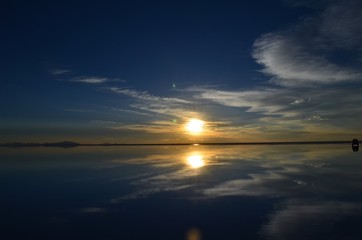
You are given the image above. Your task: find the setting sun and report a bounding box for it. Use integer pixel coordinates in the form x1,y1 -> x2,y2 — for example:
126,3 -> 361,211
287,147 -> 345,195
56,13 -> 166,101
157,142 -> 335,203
185,119 -> 205,135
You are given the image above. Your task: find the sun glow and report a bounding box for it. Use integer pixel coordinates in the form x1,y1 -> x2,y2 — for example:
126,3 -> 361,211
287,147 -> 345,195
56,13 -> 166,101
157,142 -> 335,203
185,119 -> 205,135
186,154 -> 205,169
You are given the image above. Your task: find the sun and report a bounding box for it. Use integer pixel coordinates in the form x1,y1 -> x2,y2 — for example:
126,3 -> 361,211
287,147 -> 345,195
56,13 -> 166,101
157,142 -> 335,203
185,119 -> 205,135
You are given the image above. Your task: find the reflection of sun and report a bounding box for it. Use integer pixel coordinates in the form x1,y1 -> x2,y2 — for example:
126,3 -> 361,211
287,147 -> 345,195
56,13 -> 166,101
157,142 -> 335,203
187,154 -> 205,169
185,119 -> 205,135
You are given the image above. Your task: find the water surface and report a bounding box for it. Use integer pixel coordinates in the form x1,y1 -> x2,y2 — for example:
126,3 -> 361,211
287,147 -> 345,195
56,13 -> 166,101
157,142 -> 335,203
1,144 -> 361,239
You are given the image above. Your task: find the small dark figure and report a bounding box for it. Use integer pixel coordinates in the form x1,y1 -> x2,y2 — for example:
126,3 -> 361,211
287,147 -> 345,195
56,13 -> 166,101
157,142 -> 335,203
352,139 -> 359,152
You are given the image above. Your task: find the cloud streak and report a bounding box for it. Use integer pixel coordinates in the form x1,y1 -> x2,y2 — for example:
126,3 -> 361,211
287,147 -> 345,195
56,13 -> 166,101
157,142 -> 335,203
109,87 -> 191,104
71,77 -> 110,84
108,87 -> 199,121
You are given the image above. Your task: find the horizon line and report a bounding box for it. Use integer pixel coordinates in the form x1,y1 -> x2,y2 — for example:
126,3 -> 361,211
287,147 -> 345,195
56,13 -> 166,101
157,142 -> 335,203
0,140 -> 357,148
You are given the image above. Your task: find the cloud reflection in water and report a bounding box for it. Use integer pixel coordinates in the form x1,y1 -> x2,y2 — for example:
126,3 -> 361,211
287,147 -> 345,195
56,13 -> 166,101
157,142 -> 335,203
108,145 -> 360,200
106,144 -> 362,238
3,144 -> 362,239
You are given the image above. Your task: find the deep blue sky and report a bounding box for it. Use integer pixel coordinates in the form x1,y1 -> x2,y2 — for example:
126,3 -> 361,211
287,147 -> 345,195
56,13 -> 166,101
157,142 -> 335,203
1,0 -> 361,143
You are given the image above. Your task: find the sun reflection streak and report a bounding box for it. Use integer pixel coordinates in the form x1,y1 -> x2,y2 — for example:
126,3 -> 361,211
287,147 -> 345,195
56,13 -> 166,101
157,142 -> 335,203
186,153 -> 205,169
186,228 -> 202,240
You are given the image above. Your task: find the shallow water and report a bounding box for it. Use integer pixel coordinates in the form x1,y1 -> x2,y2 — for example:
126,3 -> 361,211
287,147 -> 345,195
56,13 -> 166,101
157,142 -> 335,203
1,144 -> 362,239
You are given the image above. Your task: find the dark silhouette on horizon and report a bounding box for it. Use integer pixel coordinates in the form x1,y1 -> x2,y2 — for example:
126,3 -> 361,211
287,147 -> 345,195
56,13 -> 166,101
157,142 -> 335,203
352,139 -> 359,152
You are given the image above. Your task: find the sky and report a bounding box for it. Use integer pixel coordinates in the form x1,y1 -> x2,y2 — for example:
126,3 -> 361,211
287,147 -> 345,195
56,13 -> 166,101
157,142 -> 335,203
1,0 -> 362,143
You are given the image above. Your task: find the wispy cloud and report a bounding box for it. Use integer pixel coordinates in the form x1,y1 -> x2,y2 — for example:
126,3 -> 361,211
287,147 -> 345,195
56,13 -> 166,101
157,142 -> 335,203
49,68 -> 71,75
89,120 -> 121,126
188,86 -> 288,115
110,120 -> 181,134
109,87 -> 191,104
108,87 -> 197,121
102,106 -> 152,117
187,85 -> 362,137
253,0 -> 362,86
71,76 -> 110,84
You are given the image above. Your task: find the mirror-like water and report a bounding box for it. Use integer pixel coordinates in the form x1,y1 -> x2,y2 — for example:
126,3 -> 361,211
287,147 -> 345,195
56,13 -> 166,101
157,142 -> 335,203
1,144 -> 361,239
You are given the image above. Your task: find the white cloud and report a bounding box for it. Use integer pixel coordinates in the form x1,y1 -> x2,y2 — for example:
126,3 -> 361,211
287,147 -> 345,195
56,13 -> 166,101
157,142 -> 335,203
291,99 -> 305,105
252,0 -> 362,86
190,87 -> 287,115
72,77 -> 110,84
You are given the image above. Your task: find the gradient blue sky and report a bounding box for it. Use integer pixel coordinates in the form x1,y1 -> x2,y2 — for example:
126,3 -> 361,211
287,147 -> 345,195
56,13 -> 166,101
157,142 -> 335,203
1,0 -> 362,143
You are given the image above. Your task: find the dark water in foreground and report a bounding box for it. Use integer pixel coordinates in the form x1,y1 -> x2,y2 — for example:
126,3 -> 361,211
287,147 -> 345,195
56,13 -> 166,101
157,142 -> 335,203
1,144 -> 362,239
